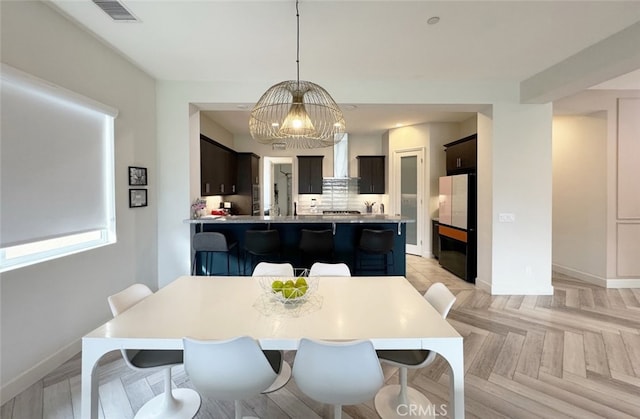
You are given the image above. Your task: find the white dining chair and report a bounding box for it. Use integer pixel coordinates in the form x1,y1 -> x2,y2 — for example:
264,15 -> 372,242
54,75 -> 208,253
251,262 -> 293,392
292,338 -> 384,419
183,336 -> 281,419
374,282 -> 456,419
251,261 -> 294,277
108,284 -> 201,419
308,262 -> 351,277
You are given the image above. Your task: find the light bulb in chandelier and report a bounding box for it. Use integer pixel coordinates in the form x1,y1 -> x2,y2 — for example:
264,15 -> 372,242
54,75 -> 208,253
280,92 -> 316,136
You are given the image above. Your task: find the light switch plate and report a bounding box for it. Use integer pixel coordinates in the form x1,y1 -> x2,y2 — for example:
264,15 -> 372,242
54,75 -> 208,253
498,213 -> 515,222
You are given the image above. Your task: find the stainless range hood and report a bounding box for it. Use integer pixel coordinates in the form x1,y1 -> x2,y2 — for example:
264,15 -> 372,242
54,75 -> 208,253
333,134 -> 349,178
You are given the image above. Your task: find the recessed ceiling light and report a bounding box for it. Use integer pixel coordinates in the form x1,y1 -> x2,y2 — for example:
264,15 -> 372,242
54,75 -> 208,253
395,123 -> 404,128
236,104 -> 249,110
342,104 -> 357,111
427,16 -> 440,25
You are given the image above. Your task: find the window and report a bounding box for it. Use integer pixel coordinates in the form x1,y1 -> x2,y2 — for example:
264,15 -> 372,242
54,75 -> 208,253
0,64 -> 118,272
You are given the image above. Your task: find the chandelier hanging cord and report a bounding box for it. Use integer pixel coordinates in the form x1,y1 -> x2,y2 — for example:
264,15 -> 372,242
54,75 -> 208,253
295,0 -> 300,87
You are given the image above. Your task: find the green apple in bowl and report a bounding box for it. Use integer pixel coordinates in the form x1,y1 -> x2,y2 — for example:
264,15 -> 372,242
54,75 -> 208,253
295,277 -> 308,294
282,284 -> 296,299
271,279 -> 284,293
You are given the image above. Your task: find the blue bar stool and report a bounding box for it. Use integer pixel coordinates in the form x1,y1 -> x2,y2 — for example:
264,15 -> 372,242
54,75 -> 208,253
243,229 -> 281,275
192,232 -> 240,275
355,229 -> 395,275
298,228 -> 334,269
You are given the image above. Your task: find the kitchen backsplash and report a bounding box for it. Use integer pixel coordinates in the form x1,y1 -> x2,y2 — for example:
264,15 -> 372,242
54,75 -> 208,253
297,178 -> 388,214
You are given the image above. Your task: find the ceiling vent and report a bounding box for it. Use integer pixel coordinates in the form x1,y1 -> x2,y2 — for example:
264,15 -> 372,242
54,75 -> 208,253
92,0 -> 139,22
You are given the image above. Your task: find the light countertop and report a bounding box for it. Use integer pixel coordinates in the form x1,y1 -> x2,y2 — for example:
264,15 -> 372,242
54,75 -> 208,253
184,214 -> 414,224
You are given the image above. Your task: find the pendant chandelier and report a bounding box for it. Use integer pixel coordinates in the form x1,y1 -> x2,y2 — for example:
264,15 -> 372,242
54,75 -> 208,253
249,0 -> 345,148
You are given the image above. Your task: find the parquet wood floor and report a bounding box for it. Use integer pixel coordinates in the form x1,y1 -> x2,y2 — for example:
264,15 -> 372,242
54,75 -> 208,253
2,255 -> 639,418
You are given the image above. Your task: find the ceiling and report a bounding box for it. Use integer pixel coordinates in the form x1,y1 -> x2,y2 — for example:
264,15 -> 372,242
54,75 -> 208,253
48,0 -> 640,136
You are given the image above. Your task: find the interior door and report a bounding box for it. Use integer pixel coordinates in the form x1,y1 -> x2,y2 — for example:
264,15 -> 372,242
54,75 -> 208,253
394,149 -> 424,256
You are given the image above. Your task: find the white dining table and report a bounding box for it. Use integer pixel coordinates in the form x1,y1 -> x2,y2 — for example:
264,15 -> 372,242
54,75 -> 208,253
81,275 -> 464,418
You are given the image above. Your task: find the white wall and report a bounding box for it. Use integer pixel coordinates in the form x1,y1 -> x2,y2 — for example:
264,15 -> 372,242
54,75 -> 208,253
0,1 -> 157,401
200,113 -> 233,148
458,115 -> 479,139
552,114 -> 608,280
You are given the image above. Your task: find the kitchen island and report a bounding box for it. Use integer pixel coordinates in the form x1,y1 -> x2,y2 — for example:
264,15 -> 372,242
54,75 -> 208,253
185,214 -> 412,276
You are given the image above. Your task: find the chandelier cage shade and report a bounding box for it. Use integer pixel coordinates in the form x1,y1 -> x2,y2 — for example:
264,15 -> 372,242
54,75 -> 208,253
249,0 -> 346,149
250,80 -> 346,148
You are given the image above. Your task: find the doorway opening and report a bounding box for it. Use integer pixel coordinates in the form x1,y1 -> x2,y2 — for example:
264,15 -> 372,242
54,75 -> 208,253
263,157 -> 293,216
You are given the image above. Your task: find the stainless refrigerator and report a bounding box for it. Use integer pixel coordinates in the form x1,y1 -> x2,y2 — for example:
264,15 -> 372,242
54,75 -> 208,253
438,174 -> 476,283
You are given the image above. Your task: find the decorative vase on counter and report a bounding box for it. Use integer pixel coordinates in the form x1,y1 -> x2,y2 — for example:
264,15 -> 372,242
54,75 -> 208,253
364,201 -> 375,213
191,198 -> 207,219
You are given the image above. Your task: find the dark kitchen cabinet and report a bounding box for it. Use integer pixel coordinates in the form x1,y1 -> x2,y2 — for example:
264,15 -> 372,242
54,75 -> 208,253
432,219 -> 440,259
439,225 -> 476,283
297,156 -> 323,194
230,153 -> 260,215
444,134 -> 477,175
357,155 -> 385,194
200,135 -> 237,196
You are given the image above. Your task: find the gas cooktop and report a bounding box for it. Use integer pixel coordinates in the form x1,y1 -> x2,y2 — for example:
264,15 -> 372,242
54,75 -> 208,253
322,210 -> 362,215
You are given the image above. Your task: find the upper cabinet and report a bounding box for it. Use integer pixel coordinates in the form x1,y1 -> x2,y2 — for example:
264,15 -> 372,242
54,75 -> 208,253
444,134 -> 477,175
297,156 -> 323,194
236,153 -> 260,192
357,155 -> 385,194
200,135 -> 237,196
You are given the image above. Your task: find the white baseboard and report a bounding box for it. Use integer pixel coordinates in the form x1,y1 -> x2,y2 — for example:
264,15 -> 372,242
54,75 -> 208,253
552,264 -> 607,287
1,339 -> 81,405
605,278 -> 640,288
489,285 -> 555,295
552,264 -> 640,288
474,277 -> 553,295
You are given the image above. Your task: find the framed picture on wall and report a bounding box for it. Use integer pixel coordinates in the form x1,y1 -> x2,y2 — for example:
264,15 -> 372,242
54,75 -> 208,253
128,166 -> 147,186
129,189 -> 148,208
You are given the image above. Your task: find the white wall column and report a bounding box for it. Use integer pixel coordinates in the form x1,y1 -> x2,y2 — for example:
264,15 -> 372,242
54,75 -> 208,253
156,84 -> 193,287
483,103 -> 554,295
476,111 -> 493,292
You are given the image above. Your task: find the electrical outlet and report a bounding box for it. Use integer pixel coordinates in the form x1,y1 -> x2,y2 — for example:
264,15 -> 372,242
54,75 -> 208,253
498,213 -> 515,222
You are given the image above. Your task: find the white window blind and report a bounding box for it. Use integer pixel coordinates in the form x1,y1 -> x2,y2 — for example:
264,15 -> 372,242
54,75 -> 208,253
0,64 -> 118,272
